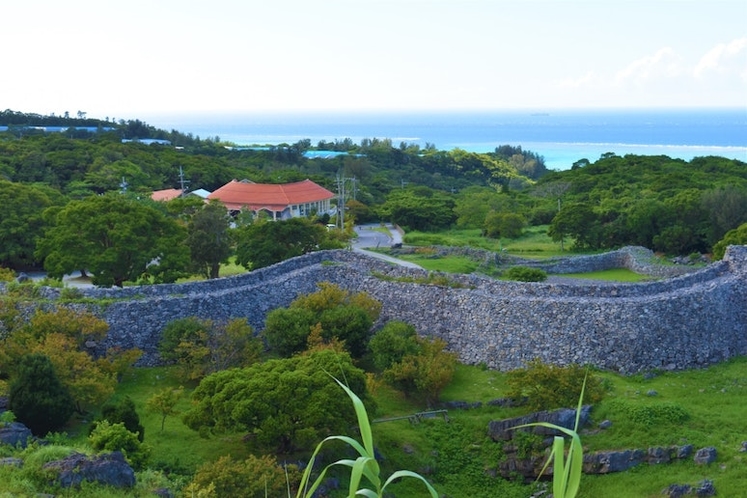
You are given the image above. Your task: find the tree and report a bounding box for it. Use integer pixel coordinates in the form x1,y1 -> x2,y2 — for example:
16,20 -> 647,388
88,420 -> 151,470
383,336 -> 457,408
146,387 -> 184,432
712,222 -> 747,260
158,317 -> 211,381
483,211 -> 526,239
505,359 -> 606,411
159,317 -> 262,381
37,193 -> 189,287
8,353 -> 75,436
183,349 -> 372,454
186,201 -> 233,279
548,202 -> 601,250
234,217 -> 342,270
263,307 -> 317,357
701,186 -> 747,246
186,454 -> 296,498
368,320 -> 421,372
263,283 -> 381,358
1,308 -> 141,414
99,396 -> 145,442
378,188 -> 456,232
0,180 -> 62,269
209,318 -> 262,372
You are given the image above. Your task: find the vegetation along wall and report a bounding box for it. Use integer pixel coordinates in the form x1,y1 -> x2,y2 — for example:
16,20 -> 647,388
20,246 -> 747,374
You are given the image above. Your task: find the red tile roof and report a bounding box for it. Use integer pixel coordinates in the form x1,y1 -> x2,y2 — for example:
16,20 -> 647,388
208,179 -> 335,211
151,188 -> 183,201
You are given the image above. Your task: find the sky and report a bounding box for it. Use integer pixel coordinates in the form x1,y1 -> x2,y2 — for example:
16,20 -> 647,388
3,0 -> 746,119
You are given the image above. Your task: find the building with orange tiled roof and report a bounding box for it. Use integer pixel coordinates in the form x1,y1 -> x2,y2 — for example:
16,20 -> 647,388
150,188 -> 184,202
208,179 -> 335,220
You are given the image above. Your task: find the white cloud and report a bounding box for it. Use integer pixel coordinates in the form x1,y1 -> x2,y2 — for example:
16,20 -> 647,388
614,47 -> 683,86
694,37 -> 747,78
557,71 -> 599,89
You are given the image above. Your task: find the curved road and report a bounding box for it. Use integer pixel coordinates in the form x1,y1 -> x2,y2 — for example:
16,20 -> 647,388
352,224 -> 422,269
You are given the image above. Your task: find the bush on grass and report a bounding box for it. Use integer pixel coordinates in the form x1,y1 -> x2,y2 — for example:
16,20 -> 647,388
503,266 -> 547,282
505,359 -> 606,411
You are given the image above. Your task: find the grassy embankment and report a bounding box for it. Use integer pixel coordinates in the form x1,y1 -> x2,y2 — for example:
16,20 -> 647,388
379,225 -> 652,282
38,355 -> 746,497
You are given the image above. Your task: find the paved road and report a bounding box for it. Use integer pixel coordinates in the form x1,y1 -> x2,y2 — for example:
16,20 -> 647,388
352,224 -> 422,269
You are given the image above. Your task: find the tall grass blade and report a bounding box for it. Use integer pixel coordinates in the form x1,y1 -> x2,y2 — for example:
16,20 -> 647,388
509,370 -> 590,498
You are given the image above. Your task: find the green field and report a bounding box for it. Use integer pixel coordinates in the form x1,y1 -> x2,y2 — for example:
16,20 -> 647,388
32,356 -> 744,497
404,225 -> 570,256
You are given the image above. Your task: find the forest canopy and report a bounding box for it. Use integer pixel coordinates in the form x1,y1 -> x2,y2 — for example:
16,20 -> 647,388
1,110 -> 745,275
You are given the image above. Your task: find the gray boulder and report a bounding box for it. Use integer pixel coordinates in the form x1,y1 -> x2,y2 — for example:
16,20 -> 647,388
488,405 -> 592,441
693,447 -> 717,465
0,422 -> 33,449
43,451 -> 135,488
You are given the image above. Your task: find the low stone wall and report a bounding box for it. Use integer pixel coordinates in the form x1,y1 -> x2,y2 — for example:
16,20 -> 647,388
3,246 -> 746,374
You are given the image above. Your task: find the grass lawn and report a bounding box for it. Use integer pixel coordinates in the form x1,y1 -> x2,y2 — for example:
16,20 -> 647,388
553,268 -> 653,283
38,353 -> 746,497
403,225 -> 569,257
67,366 -> 251,475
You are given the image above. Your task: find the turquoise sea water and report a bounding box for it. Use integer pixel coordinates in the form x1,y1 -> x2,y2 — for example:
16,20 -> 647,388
144,109 -> 747,170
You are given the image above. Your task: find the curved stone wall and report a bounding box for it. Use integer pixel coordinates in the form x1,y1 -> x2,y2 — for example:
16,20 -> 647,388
3,246 -> 746,374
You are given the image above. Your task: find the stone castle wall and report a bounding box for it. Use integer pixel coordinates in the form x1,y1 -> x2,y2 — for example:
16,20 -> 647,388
4,246 -> 746,374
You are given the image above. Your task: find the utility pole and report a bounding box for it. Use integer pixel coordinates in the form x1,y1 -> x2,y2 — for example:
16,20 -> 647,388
336,173 -> 359,229
336,173 -> 345,229
178,166 -> 190,196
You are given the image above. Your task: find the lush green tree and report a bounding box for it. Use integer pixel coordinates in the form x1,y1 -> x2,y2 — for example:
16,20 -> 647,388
378,188 -> 456,232
453,186 -> 520,229
234,217 -> 342,270
99,396 -> 145,442
159,317 -> 262,381
209,318 -> 262,372
37,193 -> 189,287
317,305 -> 373,358
0,180 -> 63,269
88,420 -> 151,470
186,201 -> 233,279
712,222 -> 747,260
483,211 -> 526,239
548,202 -> 601,250
2,308 -> 140,414
290,282 -> 382,322
146,387 -> 184,432
183,349 -> 372,454
158,317 -> 211,381
263,282 -> 381,358
9,353 -> 75,436
186,454 -> 297,498
262,307 -> 318,357
368,320 -> 421,372
505,359 -> 606,411
701,186 -> 747,246
383,337 -> 457,408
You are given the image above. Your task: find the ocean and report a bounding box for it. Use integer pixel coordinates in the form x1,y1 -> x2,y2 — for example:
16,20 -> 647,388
143,109 -> 747,171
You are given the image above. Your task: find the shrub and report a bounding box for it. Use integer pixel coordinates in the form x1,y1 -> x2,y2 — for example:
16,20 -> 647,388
505,359 -> 606,411
0,267 -> 15,282
503,266 -> 547,282
159,317 -> 263,381
9,353 -> 75,436
187,454 -> 295,498
96,396 -> 145,442
368,321 -> 420,372
88,420 -> 150,470
158,317 -> 211,381
608,400 -> 690,427
58,287 -> 84,301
